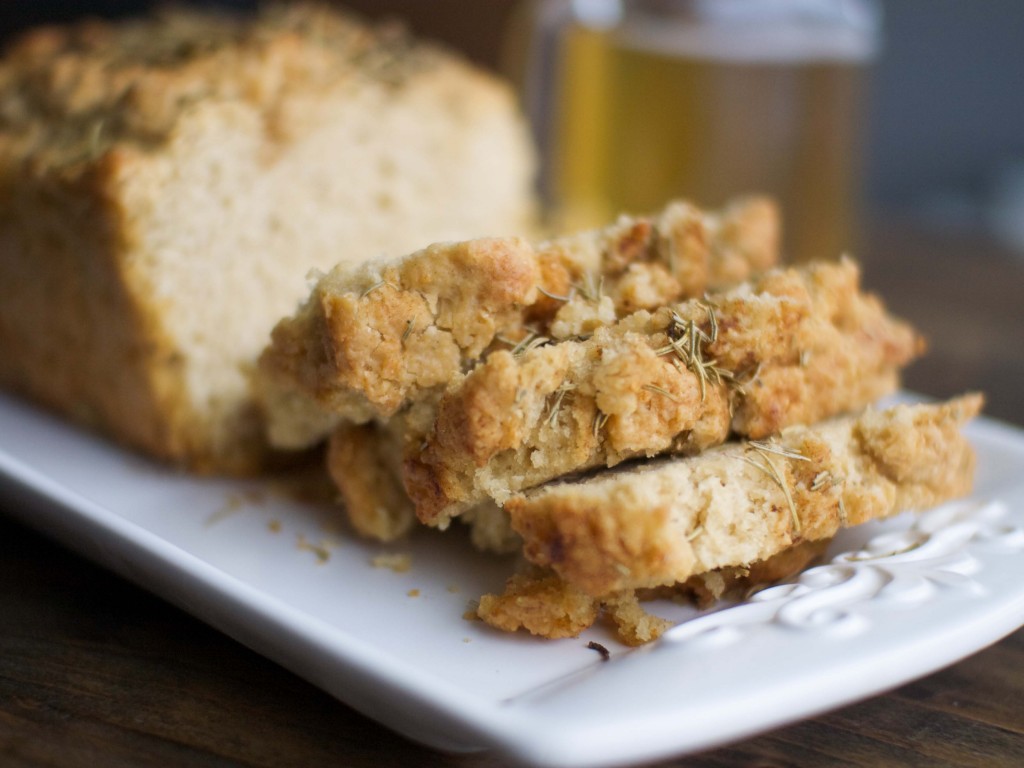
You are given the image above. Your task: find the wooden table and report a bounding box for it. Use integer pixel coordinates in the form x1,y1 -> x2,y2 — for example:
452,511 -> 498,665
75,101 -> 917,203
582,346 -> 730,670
2,220 -> 1023,767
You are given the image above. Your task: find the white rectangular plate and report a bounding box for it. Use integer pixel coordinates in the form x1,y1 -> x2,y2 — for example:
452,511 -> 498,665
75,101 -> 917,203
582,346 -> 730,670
2,391 -> 1024,767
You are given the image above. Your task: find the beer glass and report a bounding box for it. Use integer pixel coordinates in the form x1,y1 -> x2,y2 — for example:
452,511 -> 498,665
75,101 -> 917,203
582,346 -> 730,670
518,0 -> 882,262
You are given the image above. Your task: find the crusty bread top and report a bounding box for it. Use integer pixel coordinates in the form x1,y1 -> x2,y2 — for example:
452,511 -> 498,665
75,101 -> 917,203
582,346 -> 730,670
0,3 -> 496,169
505,395 -> 983,596
258,196 -> 780,437
262,237 -> 541,426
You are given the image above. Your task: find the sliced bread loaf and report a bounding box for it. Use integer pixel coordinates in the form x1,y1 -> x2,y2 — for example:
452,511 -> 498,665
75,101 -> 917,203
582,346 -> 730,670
0,3 -> 536,471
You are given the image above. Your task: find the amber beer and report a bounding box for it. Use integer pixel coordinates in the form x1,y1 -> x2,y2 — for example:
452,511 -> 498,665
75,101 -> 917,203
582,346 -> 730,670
546,5 -> 878,262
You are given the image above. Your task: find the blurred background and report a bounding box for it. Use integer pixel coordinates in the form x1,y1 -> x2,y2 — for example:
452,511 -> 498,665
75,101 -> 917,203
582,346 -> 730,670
3,0 -> 1023,256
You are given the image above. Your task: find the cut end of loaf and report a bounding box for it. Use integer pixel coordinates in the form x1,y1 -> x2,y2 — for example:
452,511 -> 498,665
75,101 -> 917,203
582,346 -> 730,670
0,3 -> 537,473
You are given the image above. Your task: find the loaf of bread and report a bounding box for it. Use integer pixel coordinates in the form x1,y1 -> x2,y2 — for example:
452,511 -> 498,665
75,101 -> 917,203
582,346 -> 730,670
0,3 -> 536,472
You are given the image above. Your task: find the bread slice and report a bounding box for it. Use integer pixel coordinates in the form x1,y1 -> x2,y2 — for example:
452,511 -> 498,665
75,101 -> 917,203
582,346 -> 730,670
326,422 -> 415,541
324,411 -> 527,551
257,196 -> 779,447
504,396 -> 982,597
272,196 -> 779,539
0,3 -> 536,472
406,259 -> 924,526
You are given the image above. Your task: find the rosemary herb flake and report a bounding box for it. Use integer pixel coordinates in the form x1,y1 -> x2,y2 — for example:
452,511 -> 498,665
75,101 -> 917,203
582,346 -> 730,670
360,279 -> 386,299
738,448 -> 802,534
642,383 -> 682,403
748,440 -> 810,462
545,382 -> 575,426
538,285 -> 572,302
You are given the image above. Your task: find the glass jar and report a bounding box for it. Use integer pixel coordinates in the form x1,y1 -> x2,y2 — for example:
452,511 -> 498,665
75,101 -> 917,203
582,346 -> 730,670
516,0 -> 882,262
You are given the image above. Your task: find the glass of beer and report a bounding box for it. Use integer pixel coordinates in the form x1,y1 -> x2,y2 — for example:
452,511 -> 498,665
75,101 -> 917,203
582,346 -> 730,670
517,0 -> 882,262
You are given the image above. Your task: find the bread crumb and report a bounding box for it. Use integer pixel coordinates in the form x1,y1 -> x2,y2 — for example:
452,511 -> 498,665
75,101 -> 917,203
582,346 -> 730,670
207,488 -> 269,527
477,571 -> 599,639
267,519 -> 282,533
407,589 -> 420,598
446,584 -> 460,593
603,592 -> 672,646
297,534 -> 333,564
371,553 -> 412,573
241,488 -> 266,505
206,493 -> 246,527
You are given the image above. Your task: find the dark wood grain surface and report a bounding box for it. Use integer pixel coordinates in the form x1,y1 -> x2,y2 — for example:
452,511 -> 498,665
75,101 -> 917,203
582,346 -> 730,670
2,220 -> 1023,767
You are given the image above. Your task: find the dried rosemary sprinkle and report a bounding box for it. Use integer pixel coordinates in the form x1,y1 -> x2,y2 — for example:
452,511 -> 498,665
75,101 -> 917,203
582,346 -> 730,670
704,300 -> 719,344
545,382 -> 575,426
654,312 -> 731,403
748,440 -> 810,463
666,238 -> 678,275
500,328 -> 551,357
810,471 -> 831,492
738,447 -> 802,534
686,524 -> 705,542
575,273 -> 604,303
88,119 -> 106,158
359,279 -> 386,298
537,285 -> 572,302
401,319 -> 413,342
519,335 -> 552,356
297,534 -> 332,564
642,383 -> 682,403
593,410 -> 610,437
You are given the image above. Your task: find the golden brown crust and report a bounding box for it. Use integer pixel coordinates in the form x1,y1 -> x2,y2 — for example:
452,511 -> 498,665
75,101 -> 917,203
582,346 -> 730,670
404,330 -> 730,524
406,259 -> 923,525
260,237 -> 541,425
601,592 -> 674,646
326,422 -> 416,541
505,396 -> 982,596
476,570 -> 601,640
533,196 -> 780,316
324,414 -> 523,547
0,4 -> 452,167
476,539 -> 826,645
259,197 -> 782,433
728,260 -> 927,437
706,196 -> 780,290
